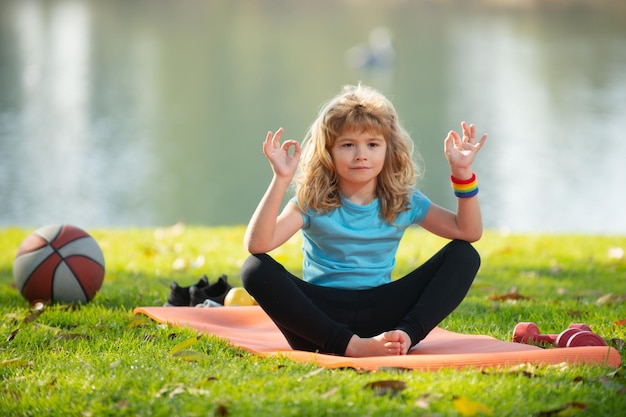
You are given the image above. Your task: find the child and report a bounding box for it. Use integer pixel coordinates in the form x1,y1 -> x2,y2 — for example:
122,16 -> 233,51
241,84 -> 487,357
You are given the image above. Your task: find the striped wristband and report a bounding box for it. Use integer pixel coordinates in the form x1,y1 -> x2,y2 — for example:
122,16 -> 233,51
451,173 -> 479,198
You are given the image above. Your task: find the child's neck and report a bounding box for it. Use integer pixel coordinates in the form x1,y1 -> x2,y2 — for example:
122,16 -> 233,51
340,184 -> 377,206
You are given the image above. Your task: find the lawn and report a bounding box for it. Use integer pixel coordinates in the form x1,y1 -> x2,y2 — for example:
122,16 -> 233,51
1,226 -> 625,416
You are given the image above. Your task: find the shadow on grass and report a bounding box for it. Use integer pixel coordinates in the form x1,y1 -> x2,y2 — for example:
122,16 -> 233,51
91,272 -> 172,310
0,266 -> 171,311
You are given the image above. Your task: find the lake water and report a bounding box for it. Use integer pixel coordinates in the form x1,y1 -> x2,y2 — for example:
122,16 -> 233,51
1,0 -> 625,234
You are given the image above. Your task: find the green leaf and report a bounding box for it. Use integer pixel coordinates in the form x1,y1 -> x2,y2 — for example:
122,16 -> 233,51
169,336 -> 200,355
126,316 -> 153,329
1,358 -> 33,368
171,350 -> 209,362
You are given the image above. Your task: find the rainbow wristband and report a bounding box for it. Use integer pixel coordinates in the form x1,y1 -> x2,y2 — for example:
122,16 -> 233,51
451,173 -> 479,198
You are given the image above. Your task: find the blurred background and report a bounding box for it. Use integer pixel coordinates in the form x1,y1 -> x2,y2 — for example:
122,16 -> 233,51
1,0 -> 625,234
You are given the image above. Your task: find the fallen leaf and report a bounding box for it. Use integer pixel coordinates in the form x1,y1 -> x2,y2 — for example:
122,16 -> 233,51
155,383 -> 210,398
1,358 -> 33,368
482,364 -> 540,378
546,362 -> 570,372
567,310 -> 583,319
415,393 -> 440,410
320,387 -> 338,399
488,288 -> 529,301
615,319 -> 626,327
215,403 -> 229,416
298,367 -> 325,381
537,401 -> 585,416
126,316 -> 153,329
171,350 -> 210,362
22,303 -> 45,323
453,395 -> 493,416
169,336 -> 201,355
363,380 -> 406,396
54,333 -> 90,341
482,368 -> 537,378
0,387 -> 21,402
32,323 -> 65,333
596,293 -> 626,305
6,329 -> 19,342
194,377 -> 218,388
155,384 -> 186,398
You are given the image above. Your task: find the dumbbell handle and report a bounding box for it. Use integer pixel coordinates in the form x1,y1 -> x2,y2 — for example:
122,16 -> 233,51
512,322 -> 555,345
522,330 -> 556,344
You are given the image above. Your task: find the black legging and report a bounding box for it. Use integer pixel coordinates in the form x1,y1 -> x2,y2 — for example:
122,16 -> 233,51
241,239 -> 480,355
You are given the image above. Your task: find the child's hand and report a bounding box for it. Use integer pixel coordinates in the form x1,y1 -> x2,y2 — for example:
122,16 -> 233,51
263,128 -> 301,179
444,121 -> 487,179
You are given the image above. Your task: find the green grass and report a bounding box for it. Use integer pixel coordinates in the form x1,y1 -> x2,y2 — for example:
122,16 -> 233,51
1,226 -> 625,416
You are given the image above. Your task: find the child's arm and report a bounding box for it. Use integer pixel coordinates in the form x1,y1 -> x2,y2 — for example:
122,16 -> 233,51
420,122 -> 487,242
244,129 -> 304,254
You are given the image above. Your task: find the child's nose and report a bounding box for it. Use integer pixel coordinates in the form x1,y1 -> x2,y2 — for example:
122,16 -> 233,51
355,146 -> 367,160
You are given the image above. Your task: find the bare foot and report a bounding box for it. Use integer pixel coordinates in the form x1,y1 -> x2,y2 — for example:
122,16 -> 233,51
344,330 -> 412,357
384,330 -> 412,355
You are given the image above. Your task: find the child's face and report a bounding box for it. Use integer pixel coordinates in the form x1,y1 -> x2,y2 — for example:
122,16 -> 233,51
331,129 -> 387,191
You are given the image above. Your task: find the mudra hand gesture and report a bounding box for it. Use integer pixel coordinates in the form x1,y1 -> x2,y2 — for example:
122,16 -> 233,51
444,121 -> 487,178
263,128 -> 301,179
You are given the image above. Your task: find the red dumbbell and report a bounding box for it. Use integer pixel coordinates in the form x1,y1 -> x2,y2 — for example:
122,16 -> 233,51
512,322 -> 606,347
557,329 -> 607,348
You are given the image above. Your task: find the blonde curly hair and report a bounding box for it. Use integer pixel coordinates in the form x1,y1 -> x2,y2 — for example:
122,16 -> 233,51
295,84 -> 421,223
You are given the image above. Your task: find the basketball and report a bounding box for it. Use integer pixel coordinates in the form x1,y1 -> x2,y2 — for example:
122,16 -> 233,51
13,224 -> 105,304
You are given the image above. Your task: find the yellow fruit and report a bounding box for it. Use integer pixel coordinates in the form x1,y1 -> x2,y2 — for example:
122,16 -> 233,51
224,287 -> 257,306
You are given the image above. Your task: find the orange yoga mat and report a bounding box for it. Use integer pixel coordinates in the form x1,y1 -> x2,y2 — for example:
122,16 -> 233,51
133,306 -> 621,371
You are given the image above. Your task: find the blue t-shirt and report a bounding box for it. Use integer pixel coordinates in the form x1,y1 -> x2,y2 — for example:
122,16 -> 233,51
292,189 -> 431,289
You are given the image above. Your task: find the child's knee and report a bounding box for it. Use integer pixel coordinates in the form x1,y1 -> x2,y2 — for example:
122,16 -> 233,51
449,240 -> 481,270
240,254 -> 268,289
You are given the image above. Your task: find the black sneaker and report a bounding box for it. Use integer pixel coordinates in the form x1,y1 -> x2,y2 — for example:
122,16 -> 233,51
189,274 -> 233,306
165,275 -> 209,306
